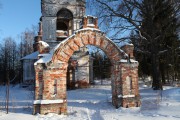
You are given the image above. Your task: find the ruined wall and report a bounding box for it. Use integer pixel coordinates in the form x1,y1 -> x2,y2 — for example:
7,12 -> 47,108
34,29 -> 140,115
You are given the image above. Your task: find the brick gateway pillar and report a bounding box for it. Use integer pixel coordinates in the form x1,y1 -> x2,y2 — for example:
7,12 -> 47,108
34,62 -> 68,114
111,60 -> 141,108
33,28 -> 141,115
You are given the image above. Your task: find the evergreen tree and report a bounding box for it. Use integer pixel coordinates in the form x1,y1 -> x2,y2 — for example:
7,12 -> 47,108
94,0 -> 179,89
138,0 -> 179,89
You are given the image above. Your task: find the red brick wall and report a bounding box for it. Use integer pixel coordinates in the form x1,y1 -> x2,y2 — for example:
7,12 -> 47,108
34,29 -> 140,115
52,30 -> 123,63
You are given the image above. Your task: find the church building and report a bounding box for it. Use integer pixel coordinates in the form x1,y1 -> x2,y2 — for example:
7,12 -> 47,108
22,0 -> 93,88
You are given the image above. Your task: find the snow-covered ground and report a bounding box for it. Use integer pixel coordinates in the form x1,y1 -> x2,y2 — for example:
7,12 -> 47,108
0,81 -> 180,120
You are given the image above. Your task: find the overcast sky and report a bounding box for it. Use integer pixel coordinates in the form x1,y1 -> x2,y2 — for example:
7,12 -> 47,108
0,0 -> 41,42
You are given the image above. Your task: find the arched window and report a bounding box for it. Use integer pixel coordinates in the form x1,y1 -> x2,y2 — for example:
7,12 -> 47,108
57,8 -> 73,20
56,8 -> 73,37
57,21 -> 68,31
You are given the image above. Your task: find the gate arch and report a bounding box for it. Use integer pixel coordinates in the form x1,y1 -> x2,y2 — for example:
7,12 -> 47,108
33,28 -> 141,115
52,28 -> 127,63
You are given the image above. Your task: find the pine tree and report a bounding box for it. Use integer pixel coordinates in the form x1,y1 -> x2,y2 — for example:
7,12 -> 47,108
94,0 -> 179,89
138,0 -> 179,89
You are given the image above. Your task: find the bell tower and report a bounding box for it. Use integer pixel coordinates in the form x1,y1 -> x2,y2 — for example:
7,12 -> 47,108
41,0 -> 85,48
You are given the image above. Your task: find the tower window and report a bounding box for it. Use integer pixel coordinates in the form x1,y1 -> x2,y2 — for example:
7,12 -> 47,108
57,21 -> 68,31
57,8 -> 73,20
56,8 -> 73,36
88,17 -> 94,24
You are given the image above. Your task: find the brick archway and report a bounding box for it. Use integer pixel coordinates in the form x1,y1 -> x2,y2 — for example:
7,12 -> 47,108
33,28 -> 141,115
52,28 -> 126,63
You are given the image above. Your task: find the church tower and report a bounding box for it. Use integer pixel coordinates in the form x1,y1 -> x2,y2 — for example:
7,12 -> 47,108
41,0 -> 85,48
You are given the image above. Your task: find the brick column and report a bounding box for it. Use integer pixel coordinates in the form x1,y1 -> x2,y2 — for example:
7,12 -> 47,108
34,62 -> 68,115
34,63 -> 45,100
111,62 -> 122,108
119,60 -> 141,108
121,44 -> 134,59
111,59 -> 141,109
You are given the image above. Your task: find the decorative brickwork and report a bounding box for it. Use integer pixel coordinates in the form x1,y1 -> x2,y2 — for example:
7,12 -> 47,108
119,61 -> 141,108
121,44 -> 134,59
33,21 -> 43,51
52,29 -> 125,63
33,28 -> 141,115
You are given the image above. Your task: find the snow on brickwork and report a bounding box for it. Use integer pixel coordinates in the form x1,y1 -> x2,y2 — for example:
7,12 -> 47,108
35,28 -> 127,65
120,59 -> 138,63
84,15 -> 97,18
34,51 -> 53,65
87,24 -> 95,27
38,41 -> 49,48
34,99 -> 64,105
118,94 -> 135,98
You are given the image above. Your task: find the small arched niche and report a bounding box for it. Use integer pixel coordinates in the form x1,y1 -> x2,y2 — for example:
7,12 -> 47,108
56,8 -> 73,41
126,76 -> 133,94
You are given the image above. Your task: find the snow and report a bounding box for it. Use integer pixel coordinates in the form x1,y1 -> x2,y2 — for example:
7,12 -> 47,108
84,15 -> 97,18
56,30 -> 67,33
87,24 -> 95,27
127,43 -> 134,46
34,99 -> 64,104
120,59 -> 138,63
34,52 -> 53,65
0,81 -> 180,120
57,36 -> 68,38
38,53 -> 51,58
21,51 -> 39,60
122,43 -> 134,46
158,50 -> 168,55
118,94 -> 135,98
39,41 -> 49,48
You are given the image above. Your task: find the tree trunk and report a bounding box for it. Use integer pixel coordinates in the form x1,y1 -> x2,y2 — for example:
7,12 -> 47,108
6,70 -> 9,114
167,69 -> 170,84
152,54 -> 162,90
160,62 -> 166,84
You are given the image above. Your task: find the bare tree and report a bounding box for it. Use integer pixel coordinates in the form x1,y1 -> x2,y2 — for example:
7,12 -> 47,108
0,37 -> 18,113
19,26 -> 38,58
91,0 -> 180,89
0,38 -> 19,82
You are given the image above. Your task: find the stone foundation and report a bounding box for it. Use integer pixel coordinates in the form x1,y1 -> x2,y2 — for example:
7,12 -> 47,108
33,102 -> 67,115
121,95 -> 141,108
